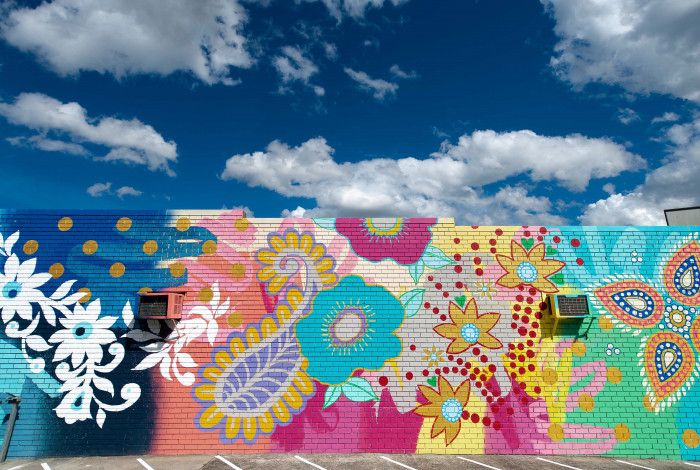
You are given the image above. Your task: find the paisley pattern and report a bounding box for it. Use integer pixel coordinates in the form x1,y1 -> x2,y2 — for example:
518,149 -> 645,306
593,280 -> 664,329
665,241 -> 700,306
644,332 -> 695,405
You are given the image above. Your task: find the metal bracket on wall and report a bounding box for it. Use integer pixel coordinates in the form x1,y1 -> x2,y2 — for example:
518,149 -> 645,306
0,394 -> 21,462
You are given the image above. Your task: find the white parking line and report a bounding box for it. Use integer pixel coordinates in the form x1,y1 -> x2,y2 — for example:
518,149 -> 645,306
456,456 -> 502,470
7,465 -> 26,470
215,455 -> 244,470
137,458 -> 156,470
615,460 -> 655,470
685,463 -> 700,468
294,455 -> 328,470
380,456 -> 418,470
536,457 -> 584,470
40,464 -> 51,470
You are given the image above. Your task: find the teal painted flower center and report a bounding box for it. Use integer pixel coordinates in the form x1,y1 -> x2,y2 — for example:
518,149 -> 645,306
72,321 -> 93,340
460,323 -> 480,343
517,261 -> 538,283
2,281 -> 21,299
441,398 -> 462,423
329,307 -> 367,349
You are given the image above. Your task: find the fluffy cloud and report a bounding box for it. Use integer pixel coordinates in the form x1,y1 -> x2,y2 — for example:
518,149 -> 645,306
0,93 -> 177,175
652,112 -> 681,124
344,68 -> 398,100
221,130 -> 642,224
542,0 -> 700,102
0,0 -> 251,85
617,108 -> 640,125
7,134 -> 89,156
313,0 -> 410,19
115,186 -> 143,198
580,117 -> 700,225
273,46 -> 324,95
389,64 -> 417,79
87,182 -> 142,198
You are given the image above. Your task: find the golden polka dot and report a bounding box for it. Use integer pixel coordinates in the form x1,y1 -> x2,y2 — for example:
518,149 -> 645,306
77,287 -> 91,303
548,423 -> 565,442
23,240 -> 39,255
230,262 -> 246,279
199,287 -> 213,303
49,263 -> 64,278
116,217 -> 132,232
598,315 -> 614,331
578,393 -> 595,412
227,312 -> 242,328
235,217 -> 249,231
82,240 -> 98,255
607,366 -> 622,384
571,340 -> 586,357
176,217 -> 190,231
138,287 -> 153,295
202,240 -> 218,254
642,395 -> 656,412
614,424 -> 631,442
170,262 -> 185,278
682,429 -> 700,448
542,368 -> 558,385
57,217 -> 73,231
143,240 -> 158,255
110,262 -> 125,278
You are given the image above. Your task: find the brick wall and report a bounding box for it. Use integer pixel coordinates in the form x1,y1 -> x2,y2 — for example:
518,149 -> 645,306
1,210 -> 699,459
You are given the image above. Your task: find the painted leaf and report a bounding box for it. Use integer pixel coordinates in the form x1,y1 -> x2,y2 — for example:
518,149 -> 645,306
96,409 -> 106,428
341,377 -> 379,402
400,288 -> 425,318
421,245 -> 455,269
408,259 -> 425,284
323,386 -> 342,409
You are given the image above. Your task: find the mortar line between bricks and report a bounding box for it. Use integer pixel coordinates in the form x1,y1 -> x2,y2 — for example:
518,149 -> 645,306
615,460 -> 656,470
294,455 -> 328,470
380,456 -> 418,470
456,456 -> 502,470
215,455 -> 244,470
536,457 -> 584,470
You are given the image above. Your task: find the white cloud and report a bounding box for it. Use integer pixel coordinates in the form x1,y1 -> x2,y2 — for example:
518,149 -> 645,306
7,134 -> 89,156
580,116 -> 700,225
273,46 -> 324,95
221,131 -> 643,224
389,64 -> 417,79
542,0 -> 700,102
116,186 -> 143,198
323,42 -> 338,60
344,68 -> 398,100
617,107 -> 640,125
313,0 -> 410,19
0,92 -> 177,175
87,182 -> 112,197
0,0 -> 251,85
652,112 -> 681,124
602,183 -> 616,195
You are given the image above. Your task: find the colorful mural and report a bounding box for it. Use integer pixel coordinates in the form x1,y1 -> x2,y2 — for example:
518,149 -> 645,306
1,211 -> 699,459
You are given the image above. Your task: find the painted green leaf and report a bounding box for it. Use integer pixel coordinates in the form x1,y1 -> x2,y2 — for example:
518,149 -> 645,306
408,259 -> 425,284
521,237 -> 534,251
546,245 -> 558,256
550,272 -> 565,285
400,288 -> 425,318
314,218 -> 336,231
323,386 -> 341,409
454,295 -> 466,308
421,245 -> 455,269
341,377 -> 379,402
427,376 -> 437,387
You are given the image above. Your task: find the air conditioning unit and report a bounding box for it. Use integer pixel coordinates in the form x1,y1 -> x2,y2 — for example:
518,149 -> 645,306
137,292 -> 184,320
547,294 -> 590,335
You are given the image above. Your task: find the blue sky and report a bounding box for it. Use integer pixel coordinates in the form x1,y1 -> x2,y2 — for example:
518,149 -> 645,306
0,0 -> 698,225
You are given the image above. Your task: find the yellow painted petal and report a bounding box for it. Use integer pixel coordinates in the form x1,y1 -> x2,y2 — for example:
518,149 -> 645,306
243,417 -> 257,441
276,305 -> 292,324
496,253 -> 515,272
430,416 -> 448,439
215,350 -> 233,368
434,323 -> 459,339
533,278 -> 559,294
479,332 -> 503,350
475,312 -> 500,331
258,411 -> 275,433
437,375 -> 454,396
268,275 -> 289,293
229,337 -> 246,358
258,266 -> 276,281
511,240 -> 529,263
309,244 -> 325,261
418,385 -> 442,404
203,366 -> 223,381
444,421 -> 462,445
272,401 -> 291,423
260,317 -> 278,339
284,387 -> 302,409
257,250 -> 278,264
293,372 -> 314,394
286,288 -> 303,310
195,384 -> 216,401
497,272 -> 521,288
447,338 -> 470,354
414,403 -> 440,418
225,417 -> 241,439
285,230 -> 299,249
530,243 -> 545,260
539,258 -> 566,275
199,405 -> 224,428
300,234 -> 314,254
316,257 -> 334,273
320,273 -> 337,286
269,235 -> 286,252
455,380 -> 470,405
246,326 -> 261,346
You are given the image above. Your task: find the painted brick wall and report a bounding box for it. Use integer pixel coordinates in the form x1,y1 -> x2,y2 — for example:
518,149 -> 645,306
1,210 -> 699,459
